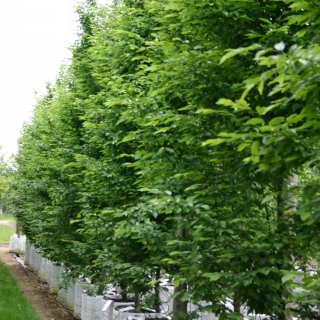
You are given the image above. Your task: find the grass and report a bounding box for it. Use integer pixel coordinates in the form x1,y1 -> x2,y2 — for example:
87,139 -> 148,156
0,213 -> 16,243
0,260 -> 40,320
0,225 -> 15,243
0,213 -> 16,224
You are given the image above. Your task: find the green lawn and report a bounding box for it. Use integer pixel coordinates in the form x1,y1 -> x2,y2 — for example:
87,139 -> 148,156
0,213 -> 16,224
0,260 -> 40,320
0,225 -> 15,243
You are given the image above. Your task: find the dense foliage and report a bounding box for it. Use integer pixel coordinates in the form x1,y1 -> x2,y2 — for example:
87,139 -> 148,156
10,0 -> 320,319
0,150 -> 14,213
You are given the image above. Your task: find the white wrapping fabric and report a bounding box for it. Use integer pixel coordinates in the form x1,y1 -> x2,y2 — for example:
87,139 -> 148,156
48,263 -> 61,293
66,280 -> 76,310
74,279 -> 92,319
81,294 -> 105,320
9,234 -> 26,254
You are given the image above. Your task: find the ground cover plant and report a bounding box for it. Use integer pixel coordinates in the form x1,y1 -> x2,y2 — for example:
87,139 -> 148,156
0,260 -> 40,320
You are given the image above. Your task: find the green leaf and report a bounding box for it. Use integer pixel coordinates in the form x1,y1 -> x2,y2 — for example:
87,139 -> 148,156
196,108 -> 215,115
245,118 -> 264,125
296,28 -> 308,38
256,105 -> 276,115
258,80 -> 264,95
261,194 -> 274,204
269,117 -> 285,126
251,141 -> 260,155
173,279 -> 180,287
202,273 -> 222,281
244,76 -> 260,91
170,251 -> 181,256
259,17 -> 272,24
119,132 -> 137,144
154,127 -> 171,134
219,132 -> 244,140
300,211 -> 311,221
217,98 -> 251,112
220,44 -> 261,64
286,114 -> 305,124
281,273 -> 295,284
202,138 -> 226,147
237,143 -> 249,151
216,98 -> 235,107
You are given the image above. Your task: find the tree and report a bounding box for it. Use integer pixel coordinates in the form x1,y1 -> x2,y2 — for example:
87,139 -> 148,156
12,0 -> 320,319
209,0 -> 320,318
0,149 -> 14,213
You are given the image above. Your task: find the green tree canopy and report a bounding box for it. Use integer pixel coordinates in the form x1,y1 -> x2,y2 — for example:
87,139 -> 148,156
11,0 -> 320,319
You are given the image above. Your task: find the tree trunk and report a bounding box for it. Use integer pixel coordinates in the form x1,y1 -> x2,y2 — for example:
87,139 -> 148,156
16,221 -> 21,237
276,173 -> 298,320
172,225 -> 188,320
233,293 -> 241,314
154,266 -> 161,313
135,292 -> 140,307
284,174 -> 298,213
172,283 -> 188,320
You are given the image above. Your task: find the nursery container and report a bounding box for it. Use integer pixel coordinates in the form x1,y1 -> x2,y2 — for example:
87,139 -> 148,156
159,283 -> 174,314
33,249 -> 42,274
27,245 -> 36,271
58,286 -> 68,305
101,300 -> 115,320
74,278 -> 92,319
24,240 -> 31,267
57,265 -> 67,305
9,234 -> 26,254
38,257 -> 50,283
102,302 -> 134,320
114,303 -> 166,320
66,280 -> 76,310
81,294 -> 105,320
48,263 -> 61,294
188,301 -> 219,320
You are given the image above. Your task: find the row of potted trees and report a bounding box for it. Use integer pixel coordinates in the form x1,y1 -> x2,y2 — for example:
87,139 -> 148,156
22,241 -> 172,320
9,235 -> 275,320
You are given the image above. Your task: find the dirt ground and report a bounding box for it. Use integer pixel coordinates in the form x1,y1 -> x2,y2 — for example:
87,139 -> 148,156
0,221 -> 75,320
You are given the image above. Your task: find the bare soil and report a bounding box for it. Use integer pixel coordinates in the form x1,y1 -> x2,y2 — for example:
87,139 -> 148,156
0,221 -> 75,320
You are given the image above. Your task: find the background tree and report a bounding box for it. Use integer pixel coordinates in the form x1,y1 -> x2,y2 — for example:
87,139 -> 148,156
0,149 -> 14,214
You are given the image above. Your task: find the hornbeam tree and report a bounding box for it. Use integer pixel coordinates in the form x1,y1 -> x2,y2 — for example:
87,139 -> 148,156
11,0 -> 320,319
